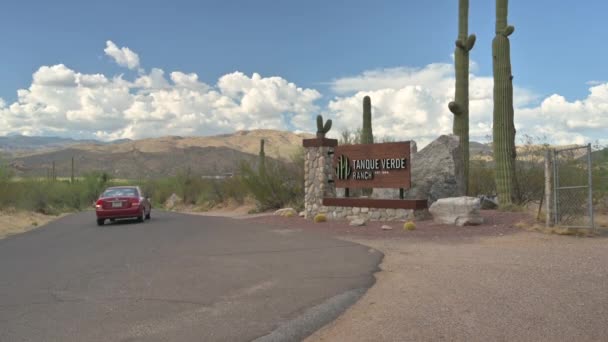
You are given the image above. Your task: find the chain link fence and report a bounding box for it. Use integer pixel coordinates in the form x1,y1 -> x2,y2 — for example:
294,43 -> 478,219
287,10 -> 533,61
552,144 -> 594,229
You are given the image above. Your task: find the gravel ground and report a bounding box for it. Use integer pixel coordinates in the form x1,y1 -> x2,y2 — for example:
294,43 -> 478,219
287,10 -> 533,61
246,211 -> 608,342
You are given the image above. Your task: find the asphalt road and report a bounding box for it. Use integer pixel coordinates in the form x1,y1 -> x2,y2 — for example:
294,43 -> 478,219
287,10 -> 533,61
0,211 -> 381,342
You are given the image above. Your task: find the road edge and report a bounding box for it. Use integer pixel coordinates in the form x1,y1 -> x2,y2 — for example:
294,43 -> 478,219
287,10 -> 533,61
253,247 -> 384,342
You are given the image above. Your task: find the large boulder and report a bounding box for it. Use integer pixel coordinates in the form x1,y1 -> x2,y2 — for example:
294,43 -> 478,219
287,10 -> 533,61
373,135 -> 465,204
428,196 -> 483,226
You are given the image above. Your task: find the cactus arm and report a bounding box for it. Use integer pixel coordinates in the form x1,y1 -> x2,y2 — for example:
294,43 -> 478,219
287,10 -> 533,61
316,114 -> 332,137
465,34 -> 476,51
503,26 -> 515,36
448,101 -> 462,115
316,115 -> 324,133
323,119 -> 332,134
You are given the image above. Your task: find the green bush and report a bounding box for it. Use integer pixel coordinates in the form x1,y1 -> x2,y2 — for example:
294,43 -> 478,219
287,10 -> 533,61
0,147 -> 308,215
238,153 -> 303,211
0,171 -> 113,214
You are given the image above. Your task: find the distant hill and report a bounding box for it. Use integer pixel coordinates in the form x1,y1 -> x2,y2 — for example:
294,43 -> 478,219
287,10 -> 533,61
469,141 -> 492,157
0,135 -> 130,156
5,129 -> 312,179
9,146 -> 264,179
69,129 -> 312,160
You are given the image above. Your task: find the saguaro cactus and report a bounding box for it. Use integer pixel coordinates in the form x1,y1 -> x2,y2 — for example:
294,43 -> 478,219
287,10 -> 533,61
492,0 -> 518,205
316,115 -> 332,138
361,96 -> 374,196
448,0 -> 475,195
258,139 -> 266,175
362,96 -> 374,144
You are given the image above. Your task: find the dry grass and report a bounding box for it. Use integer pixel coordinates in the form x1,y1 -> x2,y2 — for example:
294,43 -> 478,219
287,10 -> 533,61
514,220 -> 597,237
0,208 -> 65,239
596,214 -> 608,228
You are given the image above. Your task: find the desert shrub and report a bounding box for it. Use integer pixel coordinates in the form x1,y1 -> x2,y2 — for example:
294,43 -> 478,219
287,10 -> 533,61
218,177 -> 247,204
238,155 -> 303,211
403,221 -> 416,231
469,159 -> 495,197
137,173 -> 248,209
81,171 -> 112,204
0,171 -> 115,214
314,213 -> 327,223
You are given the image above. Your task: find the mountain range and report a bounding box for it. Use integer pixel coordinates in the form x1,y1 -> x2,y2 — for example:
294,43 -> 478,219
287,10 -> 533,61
3,131 -> 600,179
2,130 -> 313,179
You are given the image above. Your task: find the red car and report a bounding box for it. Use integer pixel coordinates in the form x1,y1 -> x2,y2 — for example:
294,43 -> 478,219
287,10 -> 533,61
95,186 -> 152,226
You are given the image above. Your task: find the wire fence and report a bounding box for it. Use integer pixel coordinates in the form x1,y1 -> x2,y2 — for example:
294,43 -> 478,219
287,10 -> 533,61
552,144 -> 594,229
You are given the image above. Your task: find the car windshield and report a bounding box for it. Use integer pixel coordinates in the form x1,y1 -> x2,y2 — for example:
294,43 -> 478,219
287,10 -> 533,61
102,188 -> 138,198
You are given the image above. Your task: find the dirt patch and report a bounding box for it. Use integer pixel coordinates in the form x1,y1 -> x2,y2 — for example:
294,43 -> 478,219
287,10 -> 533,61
172,199 -> 273,219
0,209 -> 66,239
245,210 -> 534,241
246,211 -> 608,341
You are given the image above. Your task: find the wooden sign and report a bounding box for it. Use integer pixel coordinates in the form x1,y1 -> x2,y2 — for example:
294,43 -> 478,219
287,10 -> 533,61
333,141 -> 411,189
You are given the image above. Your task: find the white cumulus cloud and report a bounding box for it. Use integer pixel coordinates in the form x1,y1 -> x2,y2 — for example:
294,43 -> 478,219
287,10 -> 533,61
0,42 -> 322,140
324,63 -> 607,148
104,40 -> 140,70
1,41 -> 606,149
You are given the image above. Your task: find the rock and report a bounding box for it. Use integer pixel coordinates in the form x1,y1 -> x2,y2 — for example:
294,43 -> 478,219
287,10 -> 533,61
349,218 -> 368,226
298,211 -> 305,217
164,193 -> 182,209
381,225 -> 393,230
274,208 -> 297,217
373,135 -> 465,205
479,195 -> 499,210
429,196 -> 484,226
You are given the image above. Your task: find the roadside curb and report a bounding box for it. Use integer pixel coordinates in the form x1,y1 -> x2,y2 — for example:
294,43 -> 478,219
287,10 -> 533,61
252,288 -> 367,342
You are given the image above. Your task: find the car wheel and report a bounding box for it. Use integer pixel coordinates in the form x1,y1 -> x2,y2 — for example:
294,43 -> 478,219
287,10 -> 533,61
97,218 -> 105,226
137,209 -> 144,222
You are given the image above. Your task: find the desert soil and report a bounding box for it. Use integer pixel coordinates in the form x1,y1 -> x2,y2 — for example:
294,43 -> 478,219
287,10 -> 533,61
0,209 -> 66,240
246,211 -> 608,342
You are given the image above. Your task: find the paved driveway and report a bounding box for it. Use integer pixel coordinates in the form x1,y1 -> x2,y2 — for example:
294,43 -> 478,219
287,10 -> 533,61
0,211 -> 381,342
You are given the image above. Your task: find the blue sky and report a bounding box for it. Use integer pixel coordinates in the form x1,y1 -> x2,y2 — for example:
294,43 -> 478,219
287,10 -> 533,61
0,0 -> 606,146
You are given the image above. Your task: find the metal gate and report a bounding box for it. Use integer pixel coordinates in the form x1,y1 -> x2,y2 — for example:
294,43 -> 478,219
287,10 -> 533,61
552,144 -> 594,229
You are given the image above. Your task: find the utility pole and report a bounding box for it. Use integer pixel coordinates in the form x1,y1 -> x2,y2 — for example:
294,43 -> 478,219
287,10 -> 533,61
52,161 -> 56,181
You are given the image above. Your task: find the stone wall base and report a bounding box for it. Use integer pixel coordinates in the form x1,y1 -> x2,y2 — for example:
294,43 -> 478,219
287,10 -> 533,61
318,206 -> 419,221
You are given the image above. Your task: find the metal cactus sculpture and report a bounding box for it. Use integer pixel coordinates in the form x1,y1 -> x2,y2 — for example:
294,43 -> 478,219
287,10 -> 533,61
448,0 -> 475,195
316,114 -> 332,139
492,0 -> 518,205
362,96 -> 374,144
258,138 -> 266,175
